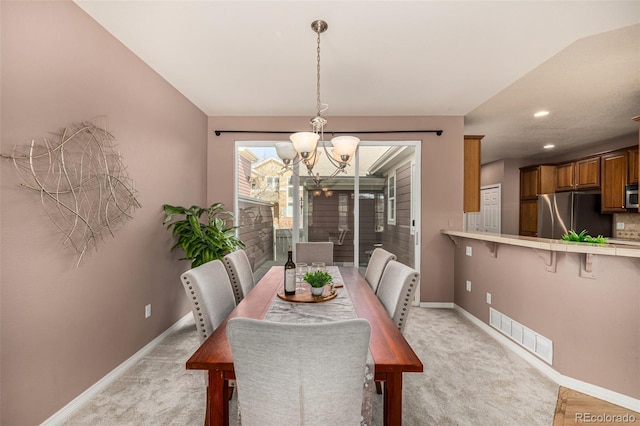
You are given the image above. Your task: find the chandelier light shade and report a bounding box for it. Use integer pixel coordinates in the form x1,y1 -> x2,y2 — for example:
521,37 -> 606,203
275,142 -> 297,164
290,132 -> 319,158
330,136 -> 360,161
275,19 -> 360,186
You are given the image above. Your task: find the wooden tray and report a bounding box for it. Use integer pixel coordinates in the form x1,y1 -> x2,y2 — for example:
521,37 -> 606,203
277,288 -> 338,303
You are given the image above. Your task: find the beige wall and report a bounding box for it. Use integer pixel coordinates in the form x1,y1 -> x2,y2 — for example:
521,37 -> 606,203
1,1 -> 207,424
453,239 -> 640,399
208,116 -> 465,302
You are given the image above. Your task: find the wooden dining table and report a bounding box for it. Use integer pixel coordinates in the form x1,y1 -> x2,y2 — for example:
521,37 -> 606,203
186,266 -> 423,426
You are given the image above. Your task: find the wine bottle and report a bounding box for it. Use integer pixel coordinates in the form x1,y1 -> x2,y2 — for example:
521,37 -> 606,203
284,246 -> 296,296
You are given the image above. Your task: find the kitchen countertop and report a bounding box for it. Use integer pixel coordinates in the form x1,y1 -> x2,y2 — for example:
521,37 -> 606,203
441,229 -> 640,259
606,238 -> 640,247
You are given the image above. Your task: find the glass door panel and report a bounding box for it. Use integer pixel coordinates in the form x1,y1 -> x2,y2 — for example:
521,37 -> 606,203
357,145 -> 417,270
235,141 -> 419,281
300,142 -> 356,266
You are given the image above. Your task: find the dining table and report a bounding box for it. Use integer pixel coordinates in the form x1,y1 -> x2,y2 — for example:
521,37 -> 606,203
186,265 -> 423,426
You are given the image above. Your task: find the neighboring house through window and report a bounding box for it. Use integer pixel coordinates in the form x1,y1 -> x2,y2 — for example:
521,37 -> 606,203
266,176 -> 279,190
284,176 -> 303,220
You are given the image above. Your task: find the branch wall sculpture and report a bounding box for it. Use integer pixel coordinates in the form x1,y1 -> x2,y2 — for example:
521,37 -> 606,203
1,121 -> 141,266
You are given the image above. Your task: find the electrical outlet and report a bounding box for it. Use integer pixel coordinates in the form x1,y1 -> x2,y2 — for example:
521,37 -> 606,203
466,280 -> 472,292
616,222 -> 625,230
465,246 -> 472,256
486,292 -> 492,305
145,304 -> 152,318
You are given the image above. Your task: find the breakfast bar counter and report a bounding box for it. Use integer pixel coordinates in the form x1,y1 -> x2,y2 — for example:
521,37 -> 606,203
442,229 -> 640,279
441,229 -> 640,258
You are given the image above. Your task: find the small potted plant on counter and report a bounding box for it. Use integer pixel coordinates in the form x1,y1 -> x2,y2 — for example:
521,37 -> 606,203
561,229 -> 608,245
304,270 -> 333,296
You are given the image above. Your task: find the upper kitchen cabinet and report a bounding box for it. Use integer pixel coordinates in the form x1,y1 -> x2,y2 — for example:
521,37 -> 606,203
575,156 -> 601,189
464,135 -> 483,213
555,157 -> 600,191
520,165 -> 555,199
601,151 -> 627,213
629,146 -> 638,184
634,116 -> 640,184
556,162 -> 574,191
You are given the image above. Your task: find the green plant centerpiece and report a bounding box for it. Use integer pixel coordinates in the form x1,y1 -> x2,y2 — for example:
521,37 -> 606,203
162,203 -> 244,268
303,270 -> 333,296
561,229 -> 608,244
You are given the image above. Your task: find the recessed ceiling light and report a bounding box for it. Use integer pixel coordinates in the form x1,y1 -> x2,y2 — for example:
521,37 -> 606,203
543,144 -> 555,149
534,111 -> 550,117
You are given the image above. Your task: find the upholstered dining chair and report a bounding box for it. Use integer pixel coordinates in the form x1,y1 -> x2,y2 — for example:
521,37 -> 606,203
295,241 -> 334,265
180,259 -> 236,344
376,260 -> 420,334
374,260 -> 420,395
364,247 -> 397,293
226,317 -> 371,426
223,249 -> 255,305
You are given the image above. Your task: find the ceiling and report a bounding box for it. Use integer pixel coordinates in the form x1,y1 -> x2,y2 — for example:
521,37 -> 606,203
74,1 -> 640,164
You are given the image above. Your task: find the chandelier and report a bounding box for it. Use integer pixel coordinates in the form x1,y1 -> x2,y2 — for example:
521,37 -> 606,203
275,20 -> 360,187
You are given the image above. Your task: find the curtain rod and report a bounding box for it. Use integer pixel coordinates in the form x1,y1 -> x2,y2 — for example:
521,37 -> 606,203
214,129 -> 443,136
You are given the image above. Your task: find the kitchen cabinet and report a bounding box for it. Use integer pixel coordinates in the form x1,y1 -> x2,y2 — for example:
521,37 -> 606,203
464,135 -> 483,212
555,157 -> 600,191
555,162 -> 574,191
519,199 -> 538,236
519,165 -> 554,236
628,146 -> 638,184
634,116 -> 640,184
520,165 -> 555,199
575,156 -> 600,189
601,151 -> 627,213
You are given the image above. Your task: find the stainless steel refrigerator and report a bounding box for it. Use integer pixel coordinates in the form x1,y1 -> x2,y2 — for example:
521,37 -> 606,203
537,192 -> 612,239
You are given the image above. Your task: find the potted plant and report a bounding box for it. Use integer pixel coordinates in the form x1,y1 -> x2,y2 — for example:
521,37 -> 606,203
303,270 -> 333,296
162,203 -> 245,268
561,229 -> 608,244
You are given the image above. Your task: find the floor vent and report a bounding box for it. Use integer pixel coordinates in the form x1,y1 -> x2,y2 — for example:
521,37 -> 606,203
489,307 -> 553,365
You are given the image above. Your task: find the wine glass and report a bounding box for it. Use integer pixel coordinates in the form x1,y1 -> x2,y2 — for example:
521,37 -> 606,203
311,261 -> 326,273
296,263 -> 308,292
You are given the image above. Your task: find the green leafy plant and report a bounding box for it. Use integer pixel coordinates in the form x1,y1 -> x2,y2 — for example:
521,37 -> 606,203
561,229 -> 608,244
303,270 -> 333,288
162,203 -> 245,268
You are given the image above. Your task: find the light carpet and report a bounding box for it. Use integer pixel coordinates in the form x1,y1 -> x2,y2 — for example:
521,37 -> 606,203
63,308 -> 558,425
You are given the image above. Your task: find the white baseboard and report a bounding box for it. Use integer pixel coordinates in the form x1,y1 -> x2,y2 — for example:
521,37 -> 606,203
420,302 -> 454,308
453,304 -> 640,413
41,313 -> 193,426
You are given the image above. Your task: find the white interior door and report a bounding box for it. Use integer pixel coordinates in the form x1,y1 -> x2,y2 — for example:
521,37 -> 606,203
465,184 -> 501,233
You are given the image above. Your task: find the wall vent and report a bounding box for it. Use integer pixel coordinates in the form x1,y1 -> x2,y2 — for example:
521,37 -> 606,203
489,307 -> 553,365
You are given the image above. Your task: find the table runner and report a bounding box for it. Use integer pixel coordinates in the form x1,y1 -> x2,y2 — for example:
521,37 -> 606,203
264,266 -> 375,426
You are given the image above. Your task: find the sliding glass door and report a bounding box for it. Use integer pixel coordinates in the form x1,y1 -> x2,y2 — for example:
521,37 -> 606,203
234,140 -> 420,280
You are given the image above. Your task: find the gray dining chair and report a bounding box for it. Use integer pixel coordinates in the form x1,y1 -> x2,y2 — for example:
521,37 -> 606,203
364,247 -> 397,293
223,249 -> 255,305
180,259 -> 237,344
374,259 -> 420,394
226,317 -> 371,426
295,241 -> 334,265
376,260 -> 420,334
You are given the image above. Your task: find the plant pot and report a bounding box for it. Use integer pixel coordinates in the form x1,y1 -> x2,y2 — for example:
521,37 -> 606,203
310,286 -> 324,296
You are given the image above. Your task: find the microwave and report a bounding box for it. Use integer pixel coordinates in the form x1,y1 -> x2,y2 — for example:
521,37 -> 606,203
626,184 -> 638,209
